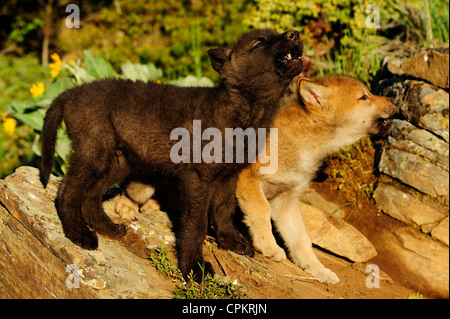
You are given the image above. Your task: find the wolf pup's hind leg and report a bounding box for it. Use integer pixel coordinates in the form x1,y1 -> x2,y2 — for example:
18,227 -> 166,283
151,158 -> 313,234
56,153 -> 99,250
81,153 -> 129,240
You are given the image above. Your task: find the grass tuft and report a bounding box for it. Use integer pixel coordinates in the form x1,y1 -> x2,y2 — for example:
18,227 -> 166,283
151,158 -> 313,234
149,245 -> 248,299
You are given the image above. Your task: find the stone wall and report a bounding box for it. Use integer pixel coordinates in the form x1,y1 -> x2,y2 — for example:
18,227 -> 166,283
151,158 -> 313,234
374,44 -> 449,298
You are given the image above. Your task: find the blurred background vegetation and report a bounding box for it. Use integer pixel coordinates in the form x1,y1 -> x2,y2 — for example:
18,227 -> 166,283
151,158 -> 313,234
0,0 -> 449,178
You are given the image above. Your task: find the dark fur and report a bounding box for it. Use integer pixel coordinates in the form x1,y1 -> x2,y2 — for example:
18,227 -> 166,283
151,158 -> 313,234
40,29 -> 303,279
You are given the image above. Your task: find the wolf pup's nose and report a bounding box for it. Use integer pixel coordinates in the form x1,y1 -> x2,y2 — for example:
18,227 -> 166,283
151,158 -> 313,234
285,30 -> 299,41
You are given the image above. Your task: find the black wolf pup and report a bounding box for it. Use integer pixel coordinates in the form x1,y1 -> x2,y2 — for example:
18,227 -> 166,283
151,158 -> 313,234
40,29 -> 303,278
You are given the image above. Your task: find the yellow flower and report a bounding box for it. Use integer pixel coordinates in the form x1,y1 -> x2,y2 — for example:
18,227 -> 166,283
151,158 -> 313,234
30,82 -> 46,97
49,53 -> 62,78
2,113 -> 16,136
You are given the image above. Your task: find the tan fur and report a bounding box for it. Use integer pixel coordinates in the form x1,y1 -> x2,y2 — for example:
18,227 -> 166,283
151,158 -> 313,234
115,181 -> 160,220
115,75 -> 396,284
236,75 -> 396,283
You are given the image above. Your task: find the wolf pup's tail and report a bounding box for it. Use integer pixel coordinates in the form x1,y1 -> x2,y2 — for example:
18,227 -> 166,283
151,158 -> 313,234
40,94 -> 65,188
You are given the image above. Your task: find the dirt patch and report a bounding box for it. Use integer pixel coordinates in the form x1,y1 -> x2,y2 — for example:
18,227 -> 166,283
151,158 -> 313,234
306,137 -> 428,298
153,232 -> 414,299
198,234 -> 414,299
311,181 -> 414,295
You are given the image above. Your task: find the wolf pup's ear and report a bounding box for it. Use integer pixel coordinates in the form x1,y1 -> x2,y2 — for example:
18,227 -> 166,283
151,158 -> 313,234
298,79 -> 327,109
208,48 -> 231,73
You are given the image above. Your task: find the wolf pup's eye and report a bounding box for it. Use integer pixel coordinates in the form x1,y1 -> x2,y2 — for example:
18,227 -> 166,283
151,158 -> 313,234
251,37 -> 266,51
359,94 -> 369,101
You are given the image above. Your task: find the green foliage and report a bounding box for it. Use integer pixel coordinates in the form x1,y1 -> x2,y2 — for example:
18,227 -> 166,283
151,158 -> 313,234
2,50 -> 213,178
149,245 -> 248,299
58,0 -> 253,81
245,0 -> 438,84
317,28 -> 383,87
167,75 -> 214,88
149,245 -> 181,278
427,0 -> 449,43
0,54 -> 48,111
173,271 -> 248,299
0,124 -> 35,179
9,15 -> 43,43
0,54 -> 50,177
120,61 -> 163,82
247,0 -> 423,44
5,74 -> 74,176
324,137 -> 377,220
84,51 -> 120,79
408,292 -> 424,299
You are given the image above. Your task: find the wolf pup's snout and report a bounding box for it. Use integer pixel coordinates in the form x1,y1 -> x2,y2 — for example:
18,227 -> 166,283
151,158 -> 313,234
285,30 -> 300,41
374,96 -> 398,136
388,97 -> 398,115
384,97 -> 398,119
273,30 -> 303,77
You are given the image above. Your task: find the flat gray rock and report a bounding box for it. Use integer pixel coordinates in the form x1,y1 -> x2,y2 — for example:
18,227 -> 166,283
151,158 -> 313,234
0,166 -> 174,298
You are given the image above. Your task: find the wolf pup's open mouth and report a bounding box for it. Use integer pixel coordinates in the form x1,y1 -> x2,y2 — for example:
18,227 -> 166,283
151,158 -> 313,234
375,117 -> 393,136
282,46 -> 302,63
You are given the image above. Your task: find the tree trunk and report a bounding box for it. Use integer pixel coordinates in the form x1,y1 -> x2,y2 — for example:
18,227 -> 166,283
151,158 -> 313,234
42,0 -> 54,66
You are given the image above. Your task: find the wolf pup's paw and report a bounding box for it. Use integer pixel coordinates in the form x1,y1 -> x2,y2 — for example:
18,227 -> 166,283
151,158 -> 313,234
140,198 -> 160,214
260,244 -> 287,262
91,219 -> 127,241
304,264 -> 340,284
66,227 -> 99,250
253,237 -> 287,262
217,231 -> 255,257
115,194 -> 139,220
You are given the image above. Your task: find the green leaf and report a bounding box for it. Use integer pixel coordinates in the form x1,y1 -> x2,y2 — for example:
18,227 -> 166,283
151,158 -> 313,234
72,63 -> 95,84
32,134 -> 41,156
42,78 -> 74,100
14,110 -> 44,131
7,99 -> 36,113
84,50 -> 119,79
55,128 -> 72,163
63,59 -> 95,84
168,75 -> 214,87
146,63 -> 163,80
120,61 -> 163,82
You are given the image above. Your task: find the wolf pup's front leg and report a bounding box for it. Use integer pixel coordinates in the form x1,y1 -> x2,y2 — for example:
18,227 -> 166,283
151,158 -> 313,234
211,175 -> 254,257
236,166 -> 286,261
270,190 -> 339,284
176,172 -> 214,280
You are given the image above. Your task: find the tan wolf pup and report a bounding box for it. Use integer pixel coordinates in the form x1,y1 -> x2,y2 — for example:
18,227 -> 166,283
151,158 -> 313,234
236,75 -> 396,283
115,75 -> 396,284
